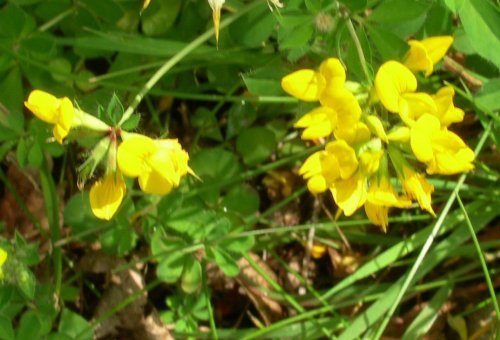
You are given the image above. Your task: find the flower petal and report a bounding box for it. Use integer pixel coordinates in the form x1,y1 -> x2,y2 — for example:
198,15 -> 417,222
24,90 -> 60,124
421,36 -> 453,65
375,61 -> 417,113
404,40 -> 434,76
330,173 -> 367,216
90,173 -> 126,220
281,69 -> 325,101
117,134 -> 156,178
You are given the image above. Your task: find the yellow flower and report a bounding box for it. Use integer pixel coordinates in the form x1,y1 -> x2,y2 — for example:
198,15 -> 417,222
281,58 -> 347,102
208,0 -> 225,46
24,90 -> 74,143
90,172 -> 126,220
0,248 -> 7,280
334,121 -> 370,145
387,126 -> 410,142
410,114 -> 475,175
375,61 -> 439,124
365,177 -> 411,231
402,166 -> 435,216
142,0 -> 151,10
432,86 -> 464,127
365,115 -> 387,142
404,36 -> 453,76
299,140 -> 358,194
330,173 -> 367,216
117,134 -> 192,195
294,106 -> 337,140
281,69 -> 326,101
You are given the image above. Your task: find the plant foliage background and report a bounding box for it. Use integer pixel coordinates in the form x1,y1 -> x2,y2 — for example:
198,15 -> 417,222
0,0 -> 499,338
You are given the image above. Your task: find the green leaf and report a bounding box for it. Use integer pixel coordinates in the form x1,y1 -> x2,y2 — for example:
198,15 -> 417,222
181,257 -> 202,294
58,309 -> 93,340
278,14 -> 314,49
368,0 -> 431,38
207,247 -> 240,277
366,23 -> 409,61
151,234 -> 186,283
226,102 -> 257,140
101,218 -> 137,256
236,127 -> 276,166
402,284 -> 453,339
219,235 -> 255,255
476,79 -> 500,112
190,148 -> 242,204
120,113 -> 141,131
191,107 -> 223,142
221,185 -> 260,216
48,58 -> 72,83
457,0 -> 500,69
16,311 -> 41,340
0,314 -> 14,340
0,67 -> 24,133
15,266 -> 36,300
230,6 -> 276,48
141,0 -> 181,36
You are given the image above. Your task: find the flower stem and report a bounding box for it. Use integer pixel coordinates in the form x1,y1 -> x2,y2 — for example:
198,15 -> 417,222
119,1 -> 262,126
344,15 -> 371,84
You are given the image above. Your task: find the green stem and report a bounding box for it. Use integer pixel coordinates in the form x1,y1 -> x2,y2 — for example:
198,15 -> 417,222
118,1 -> 263,126
202,259 -> 219,340
344,16 -> 371,84
38,7 -> 74,32
39,164 -> 62,297
372,120 -> 493,339
456,194 -> 500,324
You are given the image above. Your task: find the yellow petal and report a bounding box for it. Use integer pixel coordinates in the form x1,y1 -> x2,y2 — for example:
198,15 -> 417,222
399,92 -> 437,124
375,61 -> 417,113
410,114 -> 440,163
366,115 -> 387,142
432,86 -> 464,127
404,40 -> 434,76
387,126 -> 410,142
427,131 -> 475,175
0,248 -> 7,267
208,0 -> 225,46
365,202 -> 389,232
307,175 -> 328,194
117,134 -> 156,178
421,36 -> 453,65
299,152 -> 322,178
294,106 -> 337,140
403,167 -> 435,216
325,140 -> 358,179
281,69 -> 325,101
142,0 -> 151,10
138,166 -> 175,195
90,173 -> 126,220
24,90 -> 60,124
367,178 -> 412,209
330,173 -> 367,216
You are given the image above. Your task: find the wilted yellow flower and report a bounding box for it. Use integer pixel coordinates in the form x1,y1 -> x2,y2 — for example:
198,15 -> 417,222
410,114 -> 475,175
365,177 -> 411,231
24,90 -> 74,143
117,134 -> 192,195
90,172 -> 126,220
299,140 -> 358,194
432,86 -> 464,127
0,248 -> 7,280
208,0 -> 225,46
404,36 -> 453,76
142,0 -> 151,10
402,166 -> 435,216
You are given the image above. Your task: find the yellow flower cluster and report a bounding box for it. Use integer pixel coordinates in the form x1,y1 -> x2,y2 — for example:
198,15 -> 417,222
282,36 -> 474,231
25,90 -> 193,221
